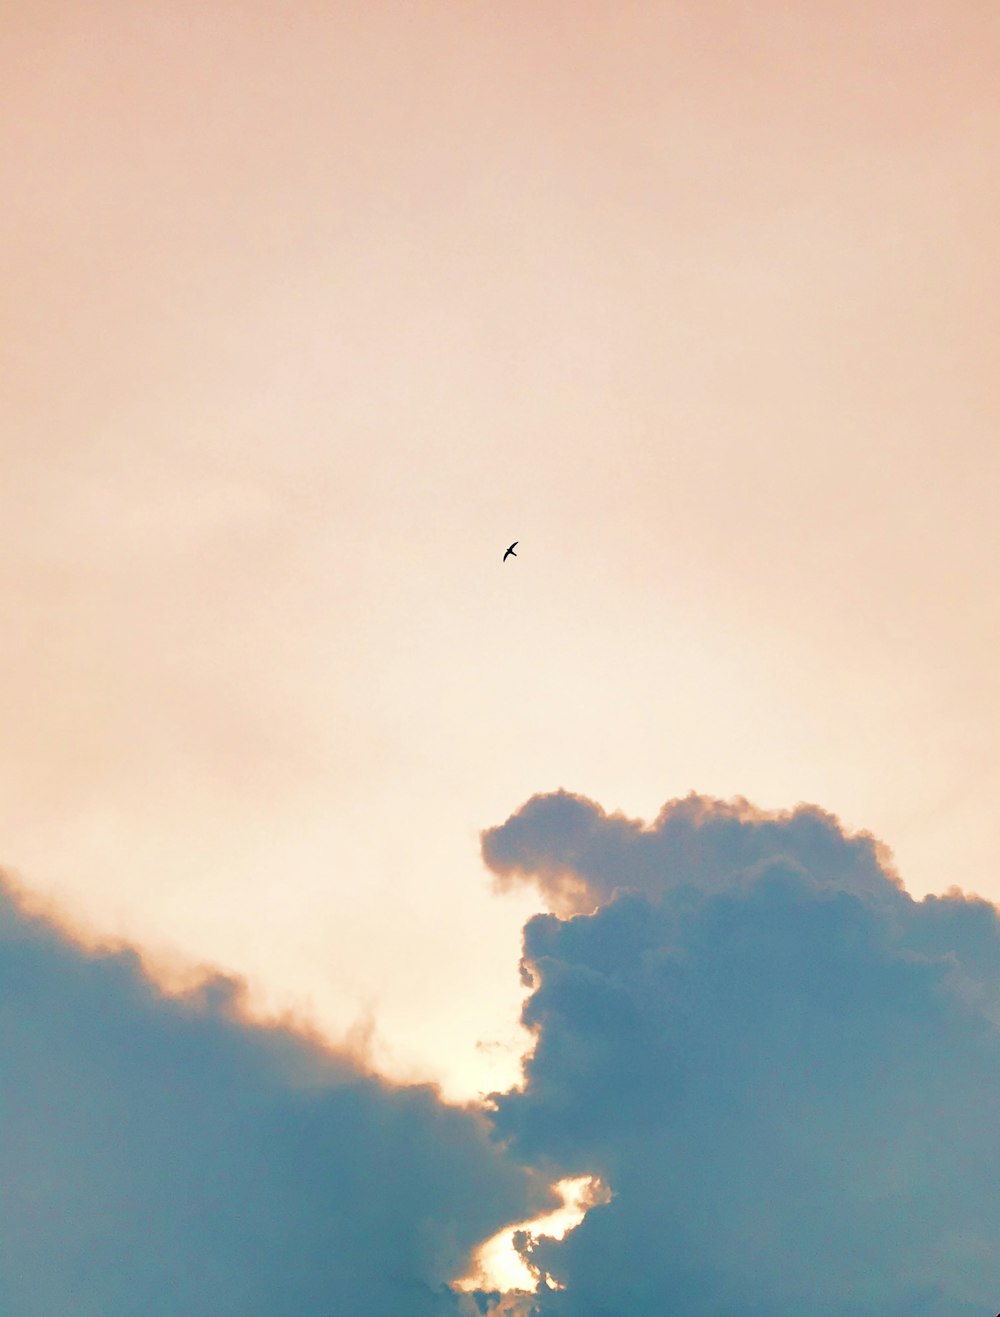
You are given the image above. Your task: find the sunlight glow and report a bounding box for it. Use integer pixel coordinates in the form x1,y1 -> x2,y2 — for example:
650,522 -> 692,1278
455,1175 -> 610,1295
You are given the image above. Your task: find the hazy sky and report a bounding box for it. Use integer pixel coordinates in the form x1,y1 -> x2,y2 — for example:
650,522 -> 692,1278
2,4 -> 1000,1310
2,0 -> 999,1108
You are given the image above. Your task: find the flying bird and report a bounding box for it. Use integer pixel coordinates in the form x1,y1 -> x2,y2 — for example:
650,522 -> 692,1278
503,541 -> 518,562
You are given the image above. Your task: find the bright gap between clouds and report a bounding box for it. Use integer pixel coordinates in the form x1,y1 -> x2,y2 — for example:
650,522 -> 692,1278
456,1175 -> 611,1296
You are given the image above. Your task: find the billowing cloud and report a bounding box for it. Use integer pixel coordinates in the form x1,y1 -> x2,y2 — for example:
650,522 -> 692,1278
482,790 -> 903,915
6,789 -> 999,1317
0,876 -> 548,1317
484,792 -> 1000,1316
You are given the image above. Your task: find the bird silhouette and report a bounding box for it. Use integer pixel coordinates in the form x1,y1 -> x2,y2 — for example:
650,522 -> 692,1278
503,541 -> 518,562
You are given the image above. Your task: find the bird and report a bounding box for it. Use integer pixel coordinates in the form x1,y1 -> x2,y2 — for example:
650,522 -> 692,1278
503,540 -> 518,562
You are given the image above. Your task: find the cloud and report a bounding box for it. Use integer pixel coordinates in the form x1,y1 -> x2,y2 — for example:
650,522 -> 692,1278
0,875 -> 548,1317
482,789 -> 903,915
484,792 -> 1000,1316
5,789 -> 999,1317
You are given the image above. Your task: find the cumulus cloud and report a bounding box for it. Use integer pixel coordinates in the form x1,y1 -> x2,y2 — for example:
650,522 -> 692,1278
484,792 -> 1000,1316
0,876 -> 548,1317
482,789 -> 902,915
5,789 -> 999,1317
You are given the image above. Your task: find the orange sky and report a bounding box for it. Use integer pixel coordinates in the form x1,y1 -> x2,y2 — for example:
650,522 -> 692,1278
2,1 -> 998,1098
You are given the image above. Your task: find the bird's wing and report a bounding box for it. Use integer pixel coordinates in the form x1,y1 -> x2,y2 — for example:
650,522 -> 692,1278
508,541 -> 518,551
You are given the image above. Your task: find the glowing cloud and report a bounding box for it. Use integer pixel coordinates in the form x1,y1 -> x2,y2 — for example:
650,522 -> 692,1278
0,874 -> 547,1317
483,792 -> 1000,1315
456,1175 -> 610,1296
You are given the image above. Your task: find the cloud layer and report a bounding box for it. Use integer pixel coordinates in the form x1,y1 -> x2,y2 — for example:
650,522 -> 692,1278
4,789 -> 999,1316
484,792 -> 1000,1316
0,877 -> 546,1317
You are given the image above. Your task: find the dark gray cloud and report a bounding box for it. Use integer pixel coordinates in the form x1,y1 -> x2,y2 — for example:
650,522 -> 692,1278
0,876 -> 548,1317
482,789 -> 902,914
484,792 -> 1000,1316
6,788 -> 999,1317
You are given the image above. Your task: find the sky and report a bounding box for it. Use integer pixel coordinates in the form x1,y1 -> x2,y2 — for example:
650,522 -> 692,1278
1,2 -> 999,1312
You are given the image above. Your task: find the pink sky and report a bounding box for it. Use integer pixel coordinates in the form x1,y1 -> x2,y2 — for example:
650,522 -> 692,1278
2,1 -> 998,1097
